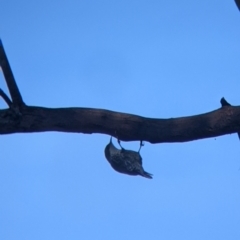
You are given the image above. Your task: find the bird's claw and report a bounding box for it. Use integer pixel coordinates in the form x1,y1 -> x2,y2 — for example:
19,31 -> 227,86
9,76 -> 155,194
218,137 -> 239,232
138,140 -> 144,153
117,138 -> 124,149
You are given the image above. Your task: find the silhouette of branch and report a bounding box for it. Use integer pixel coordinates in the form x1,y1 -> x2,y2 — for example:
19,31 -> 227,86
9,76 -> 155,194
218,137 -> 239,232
0,41 -> 240,144
221,97 -> 240,139
235,0 -> 240,11
0,88 -> 12,107
0,102 -> 240,144
0,39 -> 25,106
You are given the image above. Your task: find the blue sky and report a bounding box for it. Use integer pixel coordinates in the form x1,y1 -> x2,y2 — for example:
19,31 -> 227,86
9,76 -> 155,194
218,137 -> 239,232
0,1 -> 240,239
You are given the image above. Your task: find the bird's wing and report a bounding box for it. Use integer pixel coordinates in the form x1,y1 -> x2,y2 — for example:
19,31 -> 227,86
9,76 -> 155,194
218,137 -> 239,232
120,150 -> 142,170
122,149 -> 143,164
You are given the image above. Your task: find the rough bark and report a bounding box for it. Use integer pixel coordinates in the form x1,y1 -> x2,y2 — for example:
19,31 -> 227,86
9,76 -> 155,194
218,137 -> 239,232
0,104 -> 240,144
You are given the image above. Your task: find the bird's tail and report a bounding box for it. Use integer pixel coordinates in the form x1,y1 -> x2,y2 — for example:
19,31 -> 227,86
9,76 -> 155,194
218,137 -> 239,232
142,171 -> 153,179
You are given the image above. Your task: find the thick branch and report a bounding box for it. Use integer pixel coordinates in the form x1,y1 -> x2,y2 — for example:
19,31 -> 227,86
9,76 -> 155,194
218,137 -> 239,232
0,104 -> 240,143
0,41 -> 239,144
221,97 -> 240,139
0,39 -> 24,106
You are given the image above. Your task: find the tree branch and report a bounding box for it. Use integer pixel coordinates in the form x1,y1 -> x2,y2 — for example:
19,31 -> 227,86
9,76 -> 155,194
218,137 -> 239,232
0,103 -> 240,143
235,0 -> 240,11
221,97 -> 240,139
0,88 -> 13,107
0,41 -> 239,144
0,39 -> 25,106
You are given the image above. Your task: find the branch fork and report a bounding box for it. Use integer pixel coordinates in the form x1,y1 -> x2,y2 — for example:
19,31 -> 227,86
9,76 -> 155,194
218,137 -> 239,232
0,39 -> 239,144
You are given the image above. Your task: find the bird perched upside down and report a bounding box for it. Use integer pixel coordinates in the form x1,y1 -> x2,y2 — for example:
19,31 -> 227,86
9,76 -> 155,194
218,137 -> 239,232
104,137 -> 153,179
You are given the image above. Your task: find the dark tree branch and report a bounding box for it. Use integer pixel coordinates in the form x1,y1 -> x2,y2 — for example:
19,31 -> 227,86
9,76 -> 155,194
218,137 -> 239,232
0,39 -> 25,106
0,41 -> 240,144
0,88 -> 12,107
220,97 -> 231,106
0,103 -> 240,144
221,97 -> 240,140
235,0 -> 240,11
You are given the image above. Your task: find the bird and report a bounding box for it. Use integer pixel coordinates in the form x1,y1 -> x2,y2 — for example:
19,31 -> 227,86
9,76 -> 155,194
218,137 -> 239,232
104,137 -> 153,179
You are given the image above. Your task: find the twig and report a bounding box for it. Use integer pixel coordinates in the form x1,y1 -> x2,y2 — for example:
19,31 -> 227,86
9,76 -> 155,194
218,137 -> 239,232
220,97 -> 231,107
0,88 -> 12,107
0,39 -> 25,106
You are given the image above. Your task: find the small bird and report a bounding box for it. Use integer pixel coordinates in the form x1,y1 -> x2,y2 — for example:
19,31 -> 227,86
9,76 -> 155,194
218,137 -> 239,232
104,137 -> 153,179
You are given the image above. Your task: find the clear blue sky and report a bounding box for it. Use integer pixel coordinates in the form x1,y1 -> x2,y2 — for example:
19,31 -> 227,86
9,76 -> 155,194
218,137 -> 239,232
0,1 -> 240,239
